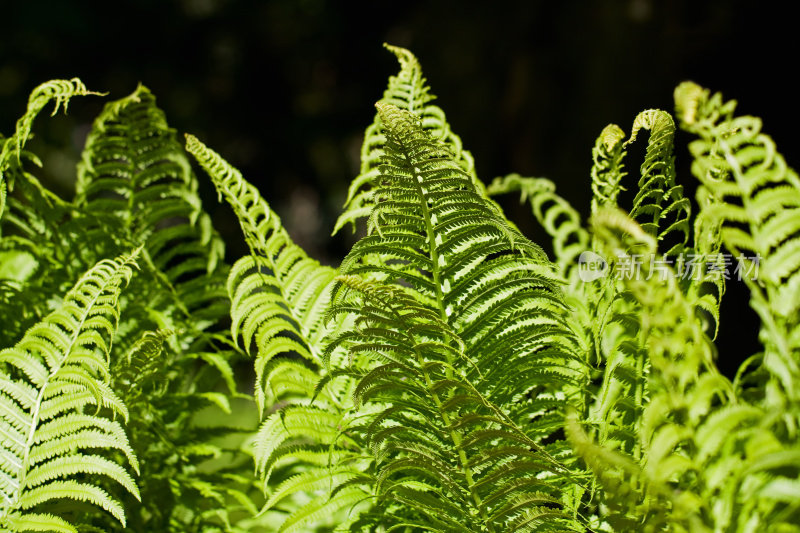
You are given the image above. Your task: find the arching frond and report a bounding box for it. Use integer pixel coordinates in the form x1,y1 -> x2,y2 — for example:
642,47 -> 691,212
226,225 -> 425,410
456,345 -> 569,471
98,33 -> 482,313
0,251 -> 140,532
0,79 -> 101,220
73,86 -> 262,533
324,103 -> 587,530
185,134 -> 339,412
185,136 -> 367,531
0,81 -> 109,347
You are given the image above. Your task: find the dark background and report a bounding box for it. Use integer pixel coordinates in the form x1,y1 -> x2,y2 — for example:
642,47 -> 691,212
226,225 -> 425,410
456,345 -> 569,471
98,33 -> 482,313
3,0 -> 794,374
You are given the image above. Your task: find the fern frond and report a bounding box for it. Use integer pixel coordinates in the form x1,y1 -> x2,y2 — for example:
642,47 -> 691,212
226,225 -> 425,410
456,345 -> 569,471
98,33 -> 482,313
575,207 -> 800,531
326,102 -> 587,530
340,103 -> 583,426
0,251 -> 140,531
61,85 -> 276,532
673,82 -> 800,529
675,81 -> 800,405
590,124 -> 627,213
591,111 -> 691,258
0,81 -> 110,349
3,79 -> 101,164
184,135 -> 371,531
0,79 -> 102,220
329,276 -> 582,532
185,134 -> 339,412
579,112 -> 720,487
334,44 -> 479,234
77,84 -> 228,330
625,109 -> 690,256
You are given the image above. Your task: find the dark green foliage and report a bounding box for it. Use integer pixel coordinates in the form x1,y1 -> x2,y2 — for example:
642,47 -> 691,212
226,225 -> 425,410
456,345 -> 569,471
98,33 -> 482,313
2,47 -> 799,533
1,82 -> 265,532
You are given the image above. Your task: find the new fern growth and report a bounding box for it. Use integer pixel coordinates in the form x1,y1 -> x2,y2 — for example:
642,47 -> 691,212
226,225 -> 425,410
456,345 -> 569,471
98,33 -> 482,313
2,45 -> 799,532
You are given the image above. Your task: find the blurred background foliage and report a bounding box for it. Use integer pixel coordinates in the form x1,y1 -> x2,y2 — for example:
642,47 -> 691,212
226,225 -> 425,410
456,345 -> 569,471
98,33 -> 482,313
2,0 -> 794,374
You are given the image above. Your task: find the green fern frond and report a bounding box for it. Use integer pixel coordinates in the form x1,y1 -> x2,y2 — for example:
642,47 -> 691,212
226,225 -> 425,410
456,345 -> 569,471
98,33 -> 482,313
591,111 -> 690,258
0,79 -> 102,221
4,79 -> 101,163
328,276 -> 581,532
72,92 -> 243,531
77,85 -> 228,329
625,109 -> 690,257
565,211 -> 697,529
185,134 -> 339,413
0,251 -> 140,532
64,86 -> 273,533
580,113 -> 701,477
253,99 -> 586,531
327,101 -> 587,530
576,207 -> 800,531
674,82 -> 800,529
590,124 -> 627,213
339,103 -> 582,423
184,136 -> 369,531
334,44 -> 479,235
0,81 -> 110,348
675,81 -> 800,404
73,92 -> 249,527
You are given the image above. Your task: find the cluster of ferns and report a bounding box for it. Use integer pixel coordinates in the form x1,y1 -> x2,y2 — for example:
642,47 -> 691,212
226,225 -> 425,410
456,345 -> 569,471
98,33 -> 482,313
1,45 -> 799,533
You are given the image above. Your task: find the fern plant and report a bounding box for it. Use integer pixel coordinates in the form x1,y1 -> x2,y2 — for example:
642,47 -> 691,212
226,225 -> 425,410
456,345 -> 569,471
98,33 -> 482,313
2,45 -> 799,532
